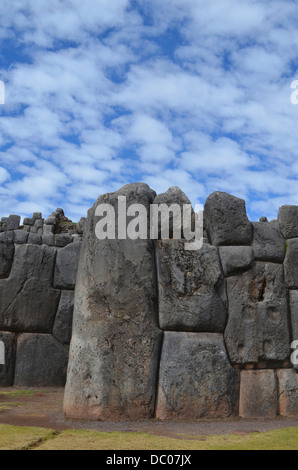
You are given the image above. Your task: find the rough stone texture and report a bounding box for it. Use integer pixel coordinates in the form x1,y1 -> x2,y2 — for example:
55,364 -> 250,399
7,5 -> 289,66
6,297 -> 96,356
55,234 -> 73,248
155,332 -> 239,419
64,183 -> 162,421
0,244 -> 61,333
239,370 -> 278,418
156,239 -> 227,332
284,239 -> 298,289
278,205 -> 298,239
53,241 -> 81,290
277,369 -> 298,416
14,333 -> 68,387
6,215 -> 20,231
27,233 -> 42,245
0,242 -> 14,279
225,262 -> 291,366
0,331 -> 16,386
23,217 -> 34,226
218,246 -> 253,277
53,291 -> 74,345
204,191 -> 252,246
76,217 -> 86,235
289,290 -> 298,347
42,234 -> 55,246
14,230 -> 29,245
252,221 -> 285,263
153,186 -> 194,239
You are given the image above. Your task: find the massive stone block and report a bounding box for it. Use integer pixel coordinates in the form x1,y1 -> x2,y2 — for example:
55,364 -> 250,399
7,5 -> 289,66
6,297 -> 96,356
278,205 -> 298,239
289,290 -> 298,346
252,221 -> 285,263
224,262 -> 291,366
284,239 -> 298,289
153,186 -> 194,239
14,333 -> 68,387
53,290 -> 74,345
218,246 -> 253,277
0,244 -> 61,333
64,183 -> 163,421
239,370 -> 278,418
53,241 -> 81,290
0,242 -> 14,279
156,239 -> 226,332
277,369 -> 298,416
204,191 -> 252,246
155,332 -> 239,419
0,331 -> 16,386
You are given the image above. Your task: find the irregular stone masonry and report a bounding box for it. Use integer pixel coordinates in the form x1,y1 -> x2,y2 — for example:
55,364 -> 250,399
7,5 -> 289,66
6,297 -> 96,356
1,186 -> 298,420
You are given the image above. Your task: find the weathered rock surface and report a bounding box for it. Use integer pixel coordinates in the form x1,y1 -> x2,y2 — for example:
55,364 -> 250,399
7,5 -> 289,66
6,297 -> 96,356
278,205 -> 298,239
0,244 -> 60,332
239,370 -> 278,418
53,241 -> 81,290
218,246 -> 253,277
53,291 -> 74,345
225,262 -> 291,366
252,221 -> 285,262
64,183 -> 162,421
0,241 -> 14,279
156,239 -> 226,332
284,239 -> 298,289
155,332 -> 239,419
14,333 -> 68,387
0,331 -> 16,386
204,191 -> 252,246
277,369 -> 298,416
153,186 -> 194,239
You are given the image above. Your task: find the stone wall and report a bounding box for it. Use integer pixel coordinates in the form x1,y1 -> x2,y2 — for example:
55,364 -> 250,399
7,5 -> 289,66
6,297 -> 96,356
0,209 -> 85,387
1,184 -> 298,420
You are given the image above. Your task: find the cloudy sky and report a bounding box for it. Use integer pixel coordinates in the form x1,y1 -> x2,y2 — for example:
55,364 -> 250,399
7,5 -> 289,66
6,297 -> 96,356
0,0 -> 298,222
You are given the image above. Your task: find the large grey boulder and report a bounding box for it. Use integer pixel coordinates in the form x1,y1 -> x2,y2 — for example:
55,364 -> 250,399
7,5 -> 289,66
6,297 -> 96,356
53,290 -> 74,345
252,221 -> 285,262
239,370 -> 278,418
53,241 -> 81,290
14,333 -> 68,387
153,186 -> 194,239
218,246 -> 253,277
64,183 -> 163,421
0,331 -> 16,386
155,332 -> 239,419
0,241 -> 14,279
0,244 -> 60,333
284,239 -> 298,289
156,239 -> 226,332
204,191 -> 252,246
224,262 -> 291,366
277,369 -> 298,416
6,215 -> 20,231
278,205 -> 298,239
289,290 -> 298,352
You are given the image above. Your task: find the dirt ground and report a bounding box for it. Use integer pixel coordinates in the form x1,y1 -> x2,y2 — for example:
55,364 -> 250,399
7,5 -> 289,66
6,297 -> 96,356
1,387 -> 298,438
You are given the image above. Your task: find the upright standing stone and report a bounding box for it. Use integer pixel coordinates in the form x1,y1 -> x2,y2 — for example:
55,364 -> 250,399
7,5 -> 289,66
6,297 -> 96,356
64,183 -> 162,420
156,240 -> 226,332
278,205 -> 298,239
284,239 -> 298,289
252,221 -> 285,263
239,370 -> 278,418
277,369 -> 298,416
204,191 -> 252,246
225,262 -> 291,366
155,332 -> 239,419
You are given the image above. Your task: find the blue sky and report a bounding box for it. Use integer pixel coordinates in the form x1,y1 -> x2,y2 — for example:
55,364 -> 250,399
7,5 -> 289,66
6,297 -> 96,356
1,0 -> 298,222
